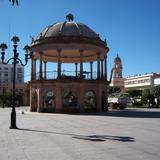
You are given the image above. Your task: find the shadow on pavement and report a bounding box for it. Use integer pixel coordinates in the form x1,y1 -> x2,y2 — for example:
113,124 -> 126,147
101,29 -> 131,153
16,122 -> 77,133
71,109 -> 160,118
72,135 -> 135,142
18,128 -> 135,142
105,109 -> 160,118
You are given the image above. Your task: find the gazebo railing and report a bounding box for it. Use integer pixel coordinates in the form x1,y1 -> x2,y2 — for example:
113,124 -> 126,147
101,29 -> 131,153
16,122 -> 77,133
35,70 -> 98,80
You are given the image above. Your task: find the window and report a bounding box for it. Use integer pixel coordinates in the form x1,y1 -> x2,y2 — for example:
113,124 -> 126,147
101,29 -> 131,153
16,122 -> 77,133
17,68 -> 23,73
4,73 -> 8,77
17,74 -> 22,78
18,79 -> 22,83
4,67 -> 8,70
138,80 -> 143,83
144,79 -> 150,83
4,79 -> 8,83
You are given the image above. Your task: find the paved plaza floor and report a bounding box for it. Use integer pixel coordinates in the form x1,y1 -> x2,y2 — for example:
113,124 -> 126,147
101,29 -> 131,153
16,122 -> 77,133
0,107 -> 160,160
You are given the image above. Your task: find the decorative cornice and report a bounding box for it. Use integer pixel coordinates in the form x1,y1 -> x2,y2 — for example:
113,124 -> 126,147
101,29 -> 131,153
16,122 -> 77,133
32,36 -> 108,50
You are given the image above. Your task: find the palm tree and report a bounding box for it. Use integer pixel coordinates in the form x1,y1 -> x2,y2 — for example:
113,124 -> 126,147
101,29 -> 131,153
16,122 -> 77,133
9,0 -> 19,6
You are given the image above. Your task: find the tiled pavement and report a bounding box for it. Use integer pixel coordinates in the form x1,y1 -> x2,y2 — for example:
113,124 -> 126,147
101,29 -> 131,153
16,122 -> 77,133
0,107 -> 160,160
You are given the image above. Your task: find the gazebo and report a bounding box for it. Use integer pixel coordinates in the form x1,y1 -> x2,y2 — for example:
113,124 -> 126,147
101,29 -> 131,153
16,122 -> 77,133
29,14 -> 109,113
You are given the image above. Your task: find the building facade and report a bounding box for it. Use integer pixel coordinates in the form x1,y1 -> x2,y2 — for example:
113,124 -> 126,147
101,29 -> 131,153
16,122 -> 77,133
0,63 -> 24,84
0,63 -> 29,106
124,73 -> 160,90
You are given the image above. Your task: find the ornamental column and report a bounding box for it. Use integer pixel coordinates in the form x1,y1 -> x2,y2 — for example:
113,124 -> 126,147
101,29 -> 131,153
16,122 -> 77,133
101,59 -> 104,79
44,61 -> 47,80
90,61 -> 93,80
39,52 -> 43,80
104,55 -> 107,80
57,49 -> 61,79
97,52 -> 100,80
31,58 -> 34,80
75,63 -> 78,77
33,59 -> 37,80
79,50 -> 83,79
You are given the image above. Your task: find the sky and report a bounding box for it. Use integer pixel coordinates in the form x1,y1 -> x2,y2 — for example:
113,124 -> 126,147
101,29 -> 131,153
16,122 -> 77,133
0,0 -> 160,82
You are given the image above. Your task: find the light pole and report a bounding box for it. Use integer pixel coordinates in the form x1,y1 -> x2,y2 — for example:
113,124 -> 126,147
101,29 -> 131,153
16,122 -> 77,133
0,36 -> 31,129
2,82 -> 5,108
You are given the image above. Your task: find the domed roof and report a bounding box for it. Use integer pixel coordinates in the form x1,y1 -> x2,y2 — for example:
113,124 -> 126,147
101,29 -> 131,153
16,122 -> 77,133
31,14 -> 109,63
36,22 -> 98,39
35,14 -> 100,40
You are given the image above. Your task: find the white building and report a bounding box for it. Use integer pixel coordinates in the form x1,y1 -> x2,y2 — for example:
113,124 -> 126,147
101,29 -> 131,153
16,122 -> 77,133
0,63 -> 24,84
124,73 -> 160,90
154,78 -> 160,86
0,63 -> 24,94
0,63 -> 30,105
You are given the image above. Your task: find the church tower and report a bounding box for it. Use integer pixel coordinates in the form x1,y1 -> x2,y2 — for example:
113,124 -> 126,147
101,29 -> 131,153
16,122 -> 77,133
110,54 -> 124,88
114,54 -> 122,79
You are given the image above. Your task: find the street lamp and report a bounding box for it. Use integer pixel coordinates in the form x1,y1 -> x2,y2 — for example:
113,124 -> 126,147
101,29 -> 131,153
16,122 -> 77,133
2,81 -> 5,108
0,36 -> 31,129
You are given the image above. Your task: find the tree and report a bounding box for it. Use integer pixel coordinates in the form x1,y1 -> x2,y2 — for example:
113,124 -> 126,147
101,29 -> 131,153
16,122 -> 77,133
125,89 -> 142,98
151,86 -> 160,97
108,87 -> 121,94
0,93 -> 11,107
123,89 -> 142,106
0,92 -> 23,107
150,85 -> 160,107
141,88 -> 155,107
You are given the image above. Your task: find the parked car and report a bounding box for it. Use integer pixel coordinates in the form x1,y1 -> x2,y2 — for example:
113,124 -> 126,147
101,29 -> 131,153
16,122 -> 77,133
108,95 -> 128,109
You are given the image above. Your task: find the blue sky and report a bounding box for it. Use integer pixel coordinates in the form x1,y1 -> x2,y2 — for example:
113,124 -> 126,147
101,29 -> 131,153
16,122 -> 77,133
0,0 -> 160,81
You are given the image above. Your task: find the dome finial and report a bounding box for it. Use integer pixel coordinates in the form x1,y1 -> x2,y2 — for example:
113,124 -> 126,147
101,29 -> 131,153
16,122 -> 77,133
66,13 -> 74,21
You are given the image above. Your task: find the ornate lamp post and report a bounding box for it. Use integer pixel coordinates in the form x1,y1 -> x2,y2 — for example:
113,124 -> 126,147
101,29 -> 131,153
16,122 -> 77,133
2,81 -> 5,108
0,36 -> 31,129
